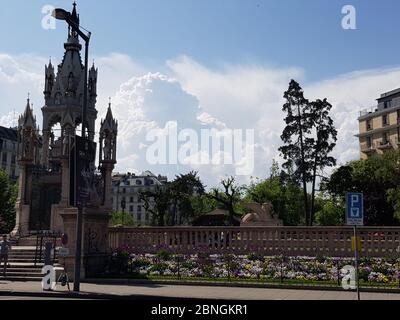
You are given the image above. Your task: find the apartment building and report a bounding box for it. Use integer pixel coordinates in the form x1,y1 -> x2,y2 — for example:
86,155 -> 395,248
112,171 -> 168,226
0,126 -> 19,180
357,88 -> 400,159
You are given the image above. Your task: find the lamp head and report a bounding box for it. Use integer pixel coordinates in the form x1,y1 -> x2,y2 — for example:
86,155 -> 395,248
52,8 -> 71,20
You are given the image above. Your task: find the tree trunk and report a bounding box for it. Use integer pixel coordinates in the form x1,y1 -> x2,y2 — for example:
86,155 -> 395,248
310,165 -> 318,226
297,104 -> 309,226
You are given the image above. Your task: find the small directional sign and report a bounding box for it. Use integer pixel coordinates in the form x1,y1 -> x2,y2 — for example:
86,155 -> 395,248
346,193 -> 364,226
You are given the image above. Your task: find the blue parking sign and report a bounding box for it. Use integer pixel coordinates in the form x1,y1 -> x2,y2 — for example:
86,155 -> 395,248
346,193 -> 364,226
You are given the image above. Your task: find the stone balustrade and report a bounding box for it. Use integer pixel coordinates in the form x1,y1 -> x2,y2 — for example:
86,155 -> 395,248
108,226 -> 400,257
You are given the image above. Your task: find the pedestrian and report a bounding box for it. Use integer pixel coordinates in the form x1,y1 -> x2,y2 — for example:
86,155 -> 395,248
0,235 -> 11,277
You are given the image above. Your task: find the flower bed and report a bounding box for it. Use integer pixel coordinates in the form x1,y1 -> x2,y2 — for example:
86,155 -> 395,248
102,247 -> 400,288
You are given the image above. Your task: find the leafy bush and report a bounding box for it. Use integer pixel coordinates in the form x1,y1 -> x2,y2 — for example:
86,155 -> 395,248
156,249 -> 172,261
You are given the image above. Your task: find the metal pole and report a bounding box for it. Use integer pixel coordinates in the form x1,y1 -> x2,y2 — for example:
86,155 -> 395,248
354,226 -> 360,300
74,38 -> 89,293
82,39 -> 89,138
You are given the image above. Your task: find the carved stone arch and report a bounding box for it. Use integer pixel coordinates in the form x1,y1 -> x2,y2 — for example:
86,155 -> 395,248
48,113 -> 62,130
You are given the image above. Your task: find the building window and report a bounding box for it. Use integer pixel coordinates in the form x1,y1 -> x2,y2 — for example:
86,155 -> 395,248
384,100 -> 392,109
137,213 -> 142,221
137,205 -> 142,212
0,139 -> 3,149
130,196 -> 134,203
11,155 -> 16,165
383,114 -> 389,126
129,205 -> 133,212
383,132 -> 389,145
2,152 -> 7,164
122,188 -> 126,194
366,137 -> 372,148
145,213 -> 149,221
366,119 -> 373,131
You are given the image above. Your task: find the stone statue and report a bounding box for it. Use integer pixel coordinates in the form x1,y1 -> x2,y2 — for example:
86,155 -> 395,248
241,202 -> 283,226
62,133 -> 70,156
103,135 -> 111,160
24,133 -> 31,158
67,73 -> 74,92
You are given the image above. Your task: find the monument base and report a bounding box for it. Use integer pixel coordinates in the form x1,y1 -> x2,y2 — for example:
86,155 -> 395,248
11,202 -> 30,237
60,206 -> 111,281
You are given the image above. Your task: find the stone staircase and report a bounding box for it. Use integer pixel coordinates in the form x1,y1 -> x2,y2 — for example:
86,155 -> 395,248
1,246 -> 62,282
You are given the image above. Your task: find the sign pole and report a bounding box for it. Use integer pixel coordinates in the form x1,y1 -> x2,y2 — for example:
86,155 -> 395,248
346,192 -> 363,301
353,225 -> 360,301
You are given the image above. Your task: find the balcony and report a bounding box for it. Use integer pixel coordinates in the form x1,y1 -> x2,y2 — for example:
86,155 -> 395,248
361,143 -> 377,154
376,141 -> 392,150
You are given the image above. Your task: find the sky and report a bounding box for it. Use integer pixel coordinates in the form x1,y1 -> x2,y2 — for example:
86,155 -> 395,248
1,0 -> 400,188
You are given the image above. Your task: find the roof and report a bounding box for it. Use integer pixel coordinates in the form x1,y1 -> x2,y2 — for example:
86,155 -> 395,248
0,126 -> 17,141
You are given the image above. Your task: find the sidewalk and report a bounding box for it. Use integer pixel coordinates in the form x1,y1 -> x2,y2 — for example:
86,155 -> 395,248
1,280 -> 400,300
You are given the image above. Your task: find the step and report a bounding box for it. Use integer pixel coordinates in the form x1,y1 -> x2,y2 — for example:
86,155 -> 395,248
4,268 -> 44,273
3,272 -> 43,277
1,276 -> 42,282
7,260 -> 59,264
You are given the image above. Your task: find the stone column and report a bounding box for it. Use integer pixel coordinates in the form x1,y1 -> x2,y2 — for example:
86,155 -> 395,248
102,163 -> 114,210
60,158 -> 70,206
41,129 -> 50,166
11,163 -> 30,237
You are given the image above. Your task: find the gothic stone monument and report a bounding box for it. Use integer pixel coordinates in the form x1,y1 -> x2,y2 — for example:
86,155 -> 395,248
12,3 -> 118,280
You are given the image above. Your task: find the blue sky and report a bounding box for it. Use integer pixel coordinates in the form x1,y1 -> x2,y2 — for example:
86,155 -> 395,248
1,0 -> 400,82
2,0 -> 400,186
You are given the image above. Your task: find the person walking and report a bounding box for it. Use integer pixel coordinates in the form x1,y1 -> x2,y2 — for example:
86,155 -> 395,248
0,235 -> 12,277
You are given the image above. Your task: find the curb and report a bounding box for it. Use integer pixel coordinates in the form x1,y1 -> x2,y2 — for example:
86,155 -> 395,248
0,290 -> 199,300
84,278 -> 400,294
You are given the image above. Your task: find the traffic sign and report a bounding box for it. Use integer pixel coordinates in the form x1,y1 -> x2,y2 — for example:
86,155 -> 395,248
346,193 -> 364,226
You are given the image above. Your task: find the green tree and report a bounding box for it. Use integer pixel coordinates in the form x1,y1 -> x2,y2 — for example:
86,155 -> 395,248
279,80 -> 337,226
308,98 -> 337,225
111,210 -> 136,227
0,170 -> 17,234
169,171 -> 205,225
245,161 -> 304,226
279,80 -> 313,225
207,176 -> 243,225
140,185 -> 171,227
314,196 -> 345,226
323,150 -> 400,225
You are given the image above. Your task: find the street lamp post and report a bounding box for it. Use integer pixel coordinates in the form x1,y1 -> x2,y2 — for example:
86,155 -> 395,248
52,7 -> 91,292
